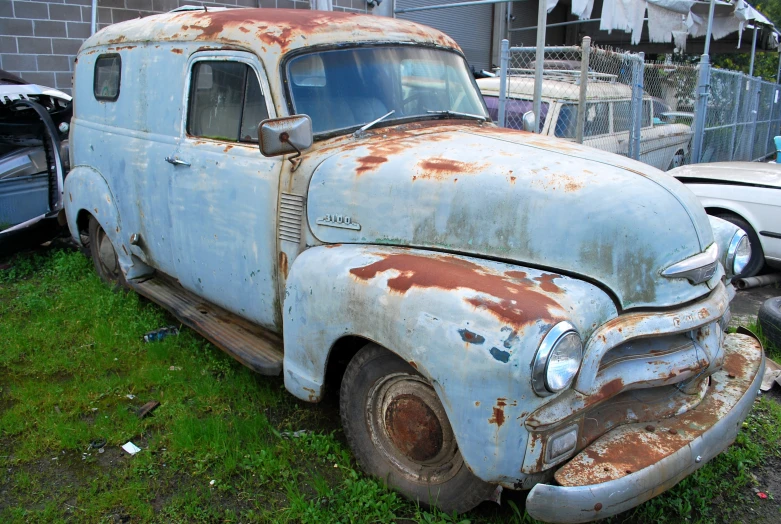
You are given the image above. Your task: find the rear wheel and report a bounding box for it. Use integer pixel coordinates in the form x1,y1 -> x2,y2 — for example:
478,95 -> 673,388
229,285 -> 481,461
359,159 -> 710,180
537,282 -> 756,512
88,216 -> 126,288
714,213 -> 765,278
340,343 -> 494,514
668,150 -> 685,170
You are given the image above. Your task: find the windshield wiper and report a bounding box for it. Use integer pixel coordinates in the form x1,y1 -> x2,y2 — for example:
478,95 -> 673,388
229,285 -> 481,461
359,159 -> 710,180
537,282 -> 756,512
426,110 -> 487,122
354,110 -> 395,137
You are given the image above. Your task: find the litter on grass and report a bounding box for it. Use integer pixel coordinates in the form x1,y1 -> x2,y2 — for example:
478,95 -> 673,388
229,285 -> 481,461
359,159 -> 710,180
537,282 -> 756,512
122,442 -> 141,455
143,326 -> 179,343
136,400 -> 160,419
761,357 -> 781,391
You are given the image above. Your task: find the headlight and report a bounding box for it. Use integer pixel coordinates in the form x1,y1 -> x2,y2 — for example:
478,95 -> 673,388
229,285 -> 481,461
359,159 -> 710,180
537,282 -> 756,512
726,230 -> 752,277
532,321 -> 583,396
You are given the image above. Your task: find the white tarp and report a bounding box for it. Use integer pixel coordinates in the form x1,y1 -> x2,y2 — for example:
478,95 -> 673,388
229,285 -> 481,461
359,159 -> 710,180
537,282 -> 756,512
554,0 -> 778,49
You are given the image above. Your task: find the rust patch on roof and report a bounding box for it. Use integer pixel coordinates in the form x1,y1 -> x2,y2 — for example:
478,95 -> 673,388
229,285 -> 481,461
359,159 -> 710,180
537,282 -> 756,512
159,9 -> 459,53
171,48 -> 183,54
349,252 -> 563,328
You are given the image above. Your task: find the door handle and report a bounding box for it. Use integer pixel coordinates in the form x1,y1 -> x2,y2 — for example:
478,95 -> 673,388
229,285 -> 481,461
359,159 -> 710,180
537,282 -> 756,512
165,156 -> 190,167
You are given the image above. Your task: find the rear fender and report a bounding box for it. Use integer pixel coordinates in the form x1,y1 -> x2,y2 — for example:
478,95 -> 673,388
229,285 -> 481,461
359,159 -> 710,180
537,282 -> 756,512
64,166 -> 148,278
282,244 -> 616,484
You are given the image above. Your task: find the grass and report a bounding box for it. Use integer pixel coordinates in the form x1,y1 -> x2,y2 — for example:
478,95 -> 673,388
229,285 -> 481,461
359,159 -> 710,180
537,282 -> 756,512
1,245 -> 781,523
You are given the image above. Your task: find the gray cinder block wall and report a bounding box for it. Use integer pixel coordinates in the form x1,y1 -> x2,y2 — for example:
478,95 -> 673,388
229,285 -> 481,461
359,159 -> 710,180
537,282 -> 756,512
1,0 -> 367,95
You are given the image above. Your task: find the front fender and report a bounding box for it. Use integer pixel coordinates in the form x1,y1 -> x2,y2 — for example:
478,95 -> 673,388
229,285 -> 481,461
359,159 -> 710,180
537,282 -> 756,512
283,244 -> 616,485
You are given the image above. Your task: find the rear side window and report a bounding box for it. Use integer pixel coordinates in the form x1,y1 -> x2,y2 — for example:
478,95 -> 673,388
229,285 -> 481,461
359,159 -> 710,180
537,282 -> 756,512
94,54 -> 121,101
187,61 -> 269,142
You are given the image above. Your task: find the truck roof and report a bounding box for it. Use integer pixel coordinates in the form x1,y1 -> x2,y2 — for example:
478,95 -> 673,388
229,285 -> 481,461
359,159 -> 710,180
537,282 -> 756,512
79,8 -> 460,57
477,75 -> 637,102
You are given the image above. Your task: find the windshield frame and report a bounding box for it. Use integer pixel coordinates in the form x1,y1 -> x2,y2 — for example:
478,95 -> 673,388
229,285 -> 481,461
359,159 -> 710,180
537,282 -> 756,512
280,42 -> 490,140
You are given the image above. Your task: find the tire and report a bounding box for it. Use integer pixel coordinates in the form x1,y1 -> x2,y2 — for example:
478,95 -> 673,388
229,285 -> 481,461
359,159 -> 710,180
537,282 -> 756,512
88,216 -> 126,289
759,297 -> 781,351
668,150 -> 685,171
340,343 -> 495,514
714,213 -> 765,278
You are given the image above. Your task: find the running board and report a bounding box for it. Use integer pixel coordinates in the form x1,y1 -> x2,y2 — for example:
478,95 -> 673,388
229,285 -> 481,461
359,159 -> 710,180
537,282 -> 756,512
129,276 -> 283,376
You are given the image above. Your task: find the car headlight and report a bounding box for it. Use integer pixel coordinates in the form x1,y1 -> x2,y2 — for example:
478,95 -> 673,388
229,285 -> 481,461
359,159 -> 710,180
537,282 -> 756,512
532,321 -> 582,396
726,230 -> 752,277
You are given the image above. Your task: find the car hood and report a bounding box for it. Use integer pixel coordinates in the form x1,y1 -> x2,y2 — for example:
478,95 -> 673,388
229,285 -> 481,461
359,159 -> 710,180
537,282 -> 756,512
670,162 -> 781,189
305,124 -> 715,309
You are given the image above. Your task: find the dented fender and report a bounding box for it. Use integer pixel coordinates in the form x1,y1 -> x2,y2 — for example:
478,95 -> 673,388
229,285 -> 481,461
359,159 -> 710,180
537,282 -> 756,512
282,244 -> 617,485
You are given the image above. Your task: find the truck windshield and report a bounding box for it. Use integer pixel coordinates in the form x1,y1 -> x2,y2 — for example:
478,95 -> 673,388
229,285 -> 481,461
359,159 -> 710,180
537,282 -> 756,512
286,46 -> 489,135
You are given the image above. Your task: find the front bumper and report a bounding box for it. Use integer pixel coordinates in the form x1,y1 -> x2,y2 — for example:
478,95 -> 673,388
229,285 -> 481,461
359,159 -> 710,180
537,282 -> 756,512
525,332 -> 764,523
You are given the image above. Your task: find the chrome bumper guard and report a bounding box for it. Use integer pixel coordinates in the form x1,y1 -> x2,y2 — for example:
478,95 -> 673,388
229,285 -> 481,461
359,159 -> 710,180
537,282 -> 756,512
525,332 -> 764,523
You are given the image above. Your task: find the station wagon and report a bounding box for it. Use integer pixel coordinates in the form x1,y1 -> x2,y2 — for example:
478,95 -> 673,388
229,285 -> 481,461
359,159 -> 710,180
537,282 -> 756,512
478,73 -> 693,171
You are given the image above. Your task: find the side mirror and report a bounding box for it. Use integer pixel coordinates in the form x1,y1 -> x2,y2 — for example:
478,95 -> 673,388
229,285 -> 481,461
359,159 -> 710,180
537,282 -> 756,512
522,110 -> 536,133
258,115 -> 313,158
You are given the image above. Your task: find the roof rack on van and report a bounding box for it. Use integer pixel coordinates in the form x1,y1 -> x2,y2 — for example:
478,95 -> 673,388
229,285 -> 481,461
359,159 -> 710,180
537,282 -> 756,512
505,68 -> 618,84
169,5 -> 207,12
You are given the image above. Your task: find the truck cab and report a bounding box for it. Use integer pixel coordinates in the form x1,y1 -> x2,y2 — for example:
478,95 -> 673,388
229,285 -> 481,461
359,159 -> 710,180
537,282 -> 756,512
64,8 -> 763,522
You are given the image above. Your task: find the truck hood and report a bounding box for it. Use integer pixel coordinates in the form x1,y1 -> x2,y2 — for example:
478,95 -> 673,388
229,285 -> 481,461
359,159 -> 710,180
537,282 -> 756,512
306,124 -> 714,309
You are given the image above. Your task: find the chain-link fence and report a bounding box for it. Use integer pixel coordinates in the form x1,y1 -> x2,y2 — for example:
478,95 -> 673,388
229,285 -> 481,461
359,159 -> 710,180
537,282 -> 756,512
492,37 -> 781,170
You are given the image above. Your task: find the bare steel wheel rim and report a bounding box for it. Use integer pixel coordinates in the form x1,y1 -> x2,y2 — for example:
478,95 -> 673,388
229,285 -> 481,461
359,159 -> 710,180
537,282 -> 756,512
96,226 -> 119,278
366,373 -> 462,484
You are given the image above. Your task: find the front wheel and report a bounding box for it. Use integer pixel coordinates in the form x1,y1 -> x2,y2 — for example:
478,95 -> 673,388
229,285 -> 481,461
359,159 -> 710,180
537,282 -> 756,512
340,343 -> 495,514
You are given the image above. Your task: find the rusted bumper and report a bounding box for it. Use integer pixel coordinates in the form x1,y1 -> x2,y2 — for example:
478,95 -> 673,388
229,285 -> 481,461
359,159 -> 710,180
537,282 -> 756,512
525,332 -> 764,523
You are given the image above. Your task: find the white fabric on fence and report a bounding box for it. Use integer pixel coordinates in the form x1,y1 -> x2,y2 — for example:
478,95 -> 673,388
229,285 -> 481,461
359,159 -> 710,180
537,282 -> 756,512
567,0 -> 777,48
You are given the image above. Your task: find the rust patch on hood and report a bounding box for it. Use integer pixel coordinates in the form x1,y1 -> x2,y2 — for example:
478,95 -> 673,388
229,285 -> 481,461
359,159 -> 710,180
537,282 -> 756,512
349,252 -> 563,328
415,158 -> 486,181
356,155 -> 389,176
534,273 -> 562,293
489,405 -> 506,427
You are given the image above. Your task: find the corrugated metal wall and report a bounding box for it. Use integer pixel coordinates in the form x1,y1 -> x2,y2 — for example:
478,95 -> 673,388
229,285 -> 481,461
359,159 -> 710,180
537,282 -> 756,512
396,0 -> 494,71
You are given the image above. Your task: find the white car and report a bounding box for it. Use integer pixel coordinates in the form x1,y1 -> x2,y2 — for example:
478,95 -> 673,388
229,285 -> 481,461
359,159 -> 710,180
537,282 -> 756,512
668,161 -> 781,277
478,73 -> 693,171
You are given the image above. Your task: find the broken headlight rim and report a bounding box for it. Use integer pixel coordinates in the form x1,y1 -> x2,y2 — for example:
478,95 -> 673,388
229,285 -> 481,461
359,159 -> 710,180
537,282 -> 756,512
532,321 -> 582,397
726,229 -> 751,278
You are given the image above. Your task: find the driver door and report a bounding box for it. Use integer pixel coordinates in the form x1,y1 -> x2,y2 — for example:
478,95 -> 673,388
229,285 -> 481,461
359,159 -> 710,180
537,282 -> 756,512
168,52 -> 282,331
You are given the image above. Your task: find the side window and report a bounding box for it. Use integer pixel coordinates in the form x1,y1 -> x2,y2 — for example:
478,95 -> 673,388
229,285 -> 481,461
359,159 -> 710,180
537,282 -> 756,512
187,61 -> 269,142
613,101 -> 632,133
642,100 -> 652,128
94,54 -> 121,101
584,102 -> 610,136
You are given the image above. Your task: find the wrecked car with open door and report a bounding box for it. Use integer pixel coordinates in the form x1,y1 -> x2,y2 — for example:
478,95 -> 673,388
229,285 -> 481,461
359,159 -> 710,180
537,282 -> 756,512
64,8 -> 763,522
0,70 -> 71,252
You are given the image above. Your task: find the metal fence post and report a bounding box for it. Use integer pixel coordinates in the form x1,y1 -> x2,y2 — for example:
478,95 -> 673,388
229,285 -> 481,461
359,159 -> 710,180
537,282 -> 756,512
575,36 -> 591,144
691,56 -> 711,164
498,39 -> 509,128
747,77 -> 761,160
629,53 -> 645,160
532,1 -> 547,133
